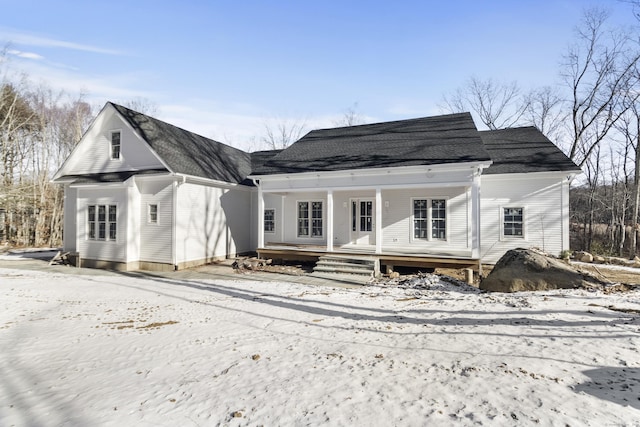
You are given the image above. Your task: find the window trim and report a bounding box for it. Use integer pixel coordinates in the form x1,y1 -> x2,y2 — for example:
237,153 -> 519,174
87,203 -> 118,242
297,200 -> 323,238
110,130 -> 122,160
410,197 -> 448,242
148,203 -> 159,225
264,208 -> 276,234
501,205 -> 526,240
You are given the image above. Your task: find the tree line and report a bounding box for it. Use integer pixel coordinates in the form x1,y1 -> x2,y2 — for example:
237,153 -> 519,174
441,7 -> 640,258
2,6 -> 640,257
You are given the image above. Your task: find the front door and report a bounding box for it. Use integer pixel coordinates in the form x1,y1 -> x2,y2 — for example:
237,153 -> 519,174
350,199 -> 375,245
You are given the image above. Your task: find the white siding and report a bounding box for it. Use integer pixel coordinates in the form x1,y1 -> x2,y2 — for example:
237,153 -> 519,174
76,187 -> 128,262
175,183 -> 252,264
481,174 -> 566,263
380,187 -> 470,256
63,186 -> 77,252
138,179 -> 173,264
55,105 -> 165,178
282,192 -> 327,244
266,187 -> 472,256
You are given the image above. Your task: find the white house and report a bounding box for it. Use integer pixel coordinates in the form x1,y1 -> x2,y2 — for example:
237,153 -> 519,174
53,103 -> 580,272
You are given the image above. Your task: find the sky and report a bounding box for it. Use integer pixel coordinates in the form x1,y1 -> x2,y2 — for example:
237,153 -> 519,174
0,0 -> 638,151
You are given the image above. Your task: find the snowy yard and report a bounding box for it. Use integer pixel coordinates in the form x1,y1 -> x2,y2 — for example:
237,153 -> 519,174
1,266 -> 639,426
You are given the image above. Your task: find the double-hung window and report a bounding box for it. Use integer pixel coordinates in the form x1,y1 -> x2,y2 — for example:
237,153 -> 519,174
297,201 -> 323,237
503,207 -> 524,237
412,198 -> 446,241
111,131 -> 121,160
264,209 -> 275,233
148,204 -> 158,224
88,204 -> 117,241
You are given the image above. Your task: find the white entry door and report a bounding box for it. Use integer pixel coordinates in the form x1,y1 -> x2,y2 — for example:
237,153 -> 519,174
350,199 -> 375,245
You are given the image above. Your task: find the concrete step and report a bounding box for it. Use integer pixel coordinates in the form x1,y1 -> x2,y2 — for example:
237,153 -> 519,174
308,271 -> 375,285
312,255 -> 380,284
313,265 -> 374,276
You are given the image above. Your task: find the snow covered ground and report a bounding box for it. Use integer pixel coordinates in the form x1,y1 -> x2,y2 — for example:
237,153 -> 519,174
1,266 -> 639,426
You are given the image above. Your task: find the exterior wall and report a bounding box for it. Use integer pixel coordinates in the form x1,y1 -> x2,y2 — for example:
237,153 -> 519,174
264,187 -> 472,257
480,173 -> 568,263
137,178 -> 174,264
62,185 -> 77,252
175,182 -> 252,265
379,187 -> 470,257
281,191 -> 328,244
76,187 -> 129,263
55,105 -> 165,178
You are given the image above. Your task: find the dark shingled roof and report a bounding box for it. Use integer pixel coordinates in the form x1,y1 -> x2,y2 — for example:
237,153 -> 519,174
110,102 -> 252,184
480,127 -> 580,175
252,113 -> 492,175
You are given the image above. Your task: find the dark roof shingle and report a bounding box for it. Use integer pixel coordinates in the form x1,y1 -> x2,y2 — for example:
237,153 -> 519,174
111,102 -> 252,184
252,113 -> 492,175
480,127 -> 580,174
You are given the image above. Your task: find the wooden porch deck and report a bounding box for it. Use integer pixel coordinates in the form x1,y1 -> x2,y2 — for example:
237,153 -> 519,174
258,243 -> 482,273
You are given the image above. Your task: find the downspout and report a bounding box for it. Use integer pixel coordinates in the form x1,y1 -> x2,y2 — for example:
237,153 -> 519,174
172,175 -> 187,270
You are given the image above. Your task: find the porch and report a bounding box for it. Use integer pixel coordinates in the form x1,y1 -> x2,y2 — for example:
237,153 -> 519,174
257,242 -> 482,274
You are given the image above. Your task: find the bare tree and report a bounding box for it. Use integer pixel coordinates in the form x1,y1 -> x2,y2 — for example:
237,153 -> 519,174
523,86 -> 567,144
334,102 -> 365,127
616,101 -> 640,257
441,77 -> 529,129
562,7 -> 640,168
261,117 -> 307,150
116,97 -> 158,116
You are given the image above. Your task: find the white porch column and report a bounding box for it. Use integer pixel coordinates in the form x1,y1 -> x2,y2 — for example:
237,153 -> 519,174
327,190 -> 334,252
471,170 -> 481,259
375,188 -> 382,254
257,183 -> 265,249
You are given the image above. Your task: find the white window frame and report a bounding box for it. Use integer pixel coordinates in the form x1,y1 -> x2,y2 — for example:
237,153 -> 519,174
264,208 -> 275,234
410,197 -> 448,242
87,203 -> 118,242
501,205 -> 526,240
110,130 -> 122,160
148,204 -> 159,225
297,200 -> 323,238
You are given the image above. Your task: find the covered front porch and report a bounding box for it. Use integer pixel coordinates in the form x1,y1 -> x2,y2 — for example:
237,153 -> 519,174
251,162 -> 490,281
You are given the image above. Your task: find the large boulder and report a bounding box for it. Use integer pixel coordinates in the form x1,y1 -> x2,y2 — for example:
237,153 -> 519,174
574,251 -> 593,263
481,248 -> 590,292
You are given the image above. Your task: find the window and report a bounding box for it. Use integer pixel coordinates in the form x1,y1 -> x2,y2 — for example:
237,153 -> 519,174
88,204 -> 117,241
413,200 -> 428,239
264,209 -> 275,233
88,205 -> 96,239
431,199 -> 446,240
111,131 -> 121,159
148,204 -> 158,224
503,207 -> 524,237
413,198 -> 446,241
297,201 -> 323,237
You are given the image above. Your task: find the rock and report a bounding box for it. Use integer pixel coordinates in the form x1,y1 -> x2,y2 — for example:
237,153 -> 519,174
481,248 -> 590,292
574,251 -> 593,263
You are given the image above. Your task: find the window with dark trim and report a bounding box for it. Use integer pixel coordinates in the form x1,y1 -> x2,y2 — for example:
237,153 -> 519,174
111,131 -> 121,159
297,201 -> 323,237
88,204 -> 117,241
503,207 -> 524,237
264,209 -> 275,233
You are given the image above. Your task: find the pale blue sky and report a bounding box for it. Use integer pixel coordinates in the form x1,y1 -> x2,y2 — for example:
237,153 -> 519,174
0,0 -> 636,151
